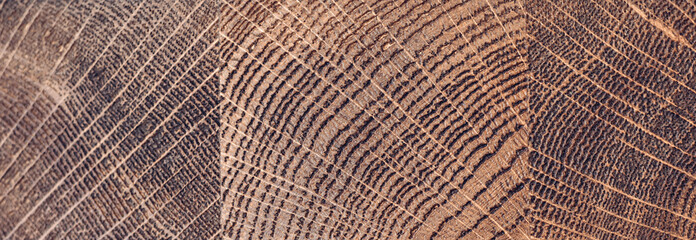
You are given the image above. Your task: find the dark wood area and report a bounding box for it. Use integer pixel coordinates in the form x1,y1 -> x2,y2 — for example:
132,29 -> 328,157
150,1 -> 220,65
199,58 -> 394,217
0,1 -> 219,239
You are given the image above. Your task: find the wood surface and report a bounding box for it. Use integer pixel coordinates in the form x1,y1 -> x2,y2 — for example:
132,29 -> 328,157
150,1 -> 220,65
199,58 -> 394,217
0,0 -> 694,239
0,1 -> 219,239
221,0 -> 528,238
526,0 -> 696,239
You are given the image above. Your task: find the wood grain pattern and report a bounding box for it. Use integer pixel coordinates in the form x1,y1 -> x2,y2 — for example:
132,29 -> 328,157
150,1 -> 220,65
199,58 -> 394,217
526,0 -> 696,239
0,1 -> 219,239
1,0 -> 695,239
219,0 -> 529,238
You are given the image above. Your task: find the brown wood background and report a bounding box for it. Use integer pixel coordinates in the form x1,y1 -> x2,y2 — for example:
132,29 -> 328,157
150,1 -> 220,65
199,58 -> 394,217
220,0 -> 528,238
0,1 -> 219,239
527,0 -> 696,239
0,0 -> 694,239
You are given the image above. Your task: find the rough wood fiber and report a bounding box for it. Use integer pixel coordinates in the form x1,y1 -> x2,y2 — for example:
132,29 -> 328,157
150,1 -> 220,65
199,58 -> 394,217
220,0 -> 529,239
3,0 -> 695,239
526,0 -> 696,239
0,1 -> 219,239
